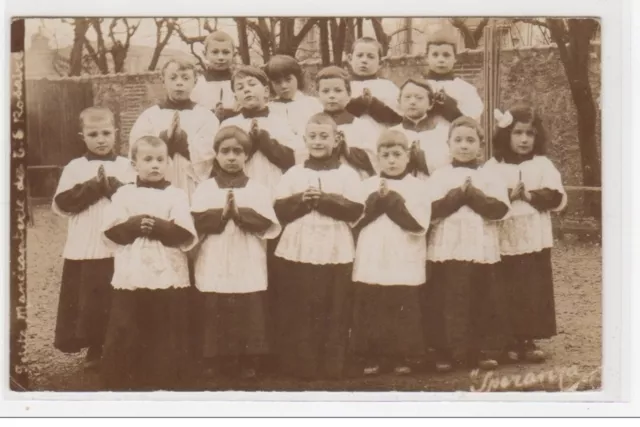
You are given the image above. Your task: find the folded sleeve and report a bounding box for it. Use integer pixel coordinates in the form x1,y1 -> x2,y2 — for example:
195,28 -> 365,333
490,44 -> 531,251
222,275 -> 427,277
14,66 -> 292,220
193,209 -> 227,235
254,130 -> 296,171
274,193 -> 312,224
388,184 -> 431,235
104,215 -> 144,245
53,177 -> 104,215
345,146 -> 376,177
431,187 -> 466,219
235,181 -> 281,239
368,96 -> 403,125
148,217 -> 195,248
466,185 -> 510,220
529,188 -> 565,212
538,157 -> 568,212
315,193 -> 364,223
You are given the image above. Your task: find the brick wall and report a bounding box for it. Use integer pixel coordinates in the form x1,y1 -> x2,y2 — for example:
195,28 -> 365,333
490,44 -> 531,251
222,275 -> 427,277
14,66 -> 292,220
26,44 -> 601,193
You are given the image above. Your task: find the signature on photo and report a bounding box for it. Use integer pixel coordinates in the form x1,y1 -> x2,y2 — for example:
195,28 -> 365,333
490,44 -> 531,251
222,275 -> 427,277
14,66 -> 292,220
469,365 -> 602,392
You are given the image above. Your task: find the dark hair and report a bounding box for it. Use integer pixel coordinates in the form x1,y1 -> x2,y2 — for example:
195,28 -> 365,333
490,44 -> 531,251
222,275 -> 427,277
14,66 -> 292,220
161,58 -> 198,79
315,66 -> 351,95
351,36 -> 383,58
492,103 -> 547,161
264,55 -> 304,90
448,116 -> 485,143
130,135 -> 167,160
399,78 -> 435,102
231,65 -> 270,89
214,125 -> 251,153
204,30 -> 235,53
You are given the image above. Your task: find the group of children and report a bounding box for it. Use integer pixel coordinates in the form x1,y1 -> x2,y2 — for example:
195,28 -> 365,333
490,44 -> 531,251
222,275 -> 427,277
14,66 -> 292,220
52,28 -> 567,390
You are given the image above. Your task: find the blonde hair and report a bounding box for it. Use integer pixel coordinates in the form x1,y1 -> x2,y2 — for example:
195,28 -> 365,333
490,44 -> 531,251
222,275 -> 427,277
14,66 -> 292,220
448,116 -> 485,142
79,106 -> 115,129
130,135 -> 167,160
377,129 -> 410,150
204,31 -> 235,54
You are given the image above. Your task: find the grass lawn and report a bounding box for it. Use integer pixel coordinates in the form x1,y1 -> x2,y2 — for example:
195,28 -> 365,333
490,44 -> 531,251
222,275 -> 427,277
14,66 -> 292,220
23,205 -> 602,392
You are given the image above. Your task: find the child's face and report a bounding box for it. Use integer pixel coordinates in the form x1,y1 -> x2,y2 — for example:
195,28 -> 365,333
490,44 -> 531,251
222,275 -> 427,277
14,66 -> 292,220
426,43 -> 456,75
205,40 -> 234,71
304,123 -> 338,158
318,78 -> 350,113
233,75 -> 268,110
272,74 -> 298,100
509,121 -> 536,155
81,117 -> 116,156
349,42 -> 381,77
132,143 -> 168,182
378,144 -> 410,177
449,125 -> 481,163
216,138 -> 247,173
399,82 -> 432,120
163,63 -> 196,101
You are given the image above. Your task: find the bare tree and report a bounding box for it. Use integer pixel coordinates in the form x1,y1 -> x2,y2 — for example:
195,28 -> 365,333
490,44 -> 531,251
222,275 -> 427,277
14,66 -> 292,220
514,18 -> 601,216
319,18 -> 331,65
236,17 -> 320,63
66,18 -> 91,76
148,18 -> 177,71
449,18 -> 489,49
369,18 -> 391,56
235,18 -> 251,65
108,18 -> 141,73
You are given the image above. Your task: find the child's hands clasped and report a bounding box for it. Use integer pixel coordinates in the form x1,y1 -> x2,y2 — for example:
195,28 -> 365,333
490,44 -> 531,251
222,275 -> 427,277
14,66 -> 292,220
140,216 -> 155,235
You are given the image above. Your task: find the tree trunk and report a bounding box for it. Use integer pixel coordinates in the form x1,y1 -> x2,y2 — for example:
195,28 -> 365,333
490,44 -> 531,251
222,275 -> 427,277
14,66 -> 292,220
370,18 -> 390,56
356,18 -> 363,39
330,18 -> 347,65
69,18 -> 89,76
319,18 -> 331,66
235,18 -> 251,65
279,18 -> 295,55
548,18 -> 601,218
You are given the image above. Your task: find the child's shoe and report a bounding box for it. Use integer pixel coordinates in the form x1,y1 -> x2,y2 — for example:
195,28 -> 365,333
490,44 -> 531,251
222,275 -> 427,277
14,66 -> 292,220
435,360 -> 453,373
474,351 -> 499,371
83,345 -> 102,371
477,358 -> 499,371
394,366 -> 412,375
522,341 -> 546,363
363,365 -> 380,376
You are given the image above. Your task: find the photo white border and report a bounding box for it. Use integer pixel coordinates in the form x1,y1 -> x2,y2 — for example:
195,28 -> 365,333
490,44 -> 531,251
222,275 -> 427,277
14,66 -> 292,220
1,0 -> 636,417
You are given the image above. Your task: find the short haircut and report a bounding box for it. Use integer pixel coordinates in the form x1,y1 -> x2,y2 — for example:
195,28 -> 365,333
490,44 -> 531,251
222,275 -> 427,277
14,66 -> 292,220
315,66 -> 351,95
426,27 -> 458,55
306,112 -> 338,133
377,129 -> 410,150
399,78 -> 435,102
204,30 -> 235,53
231,65 -> 269,89
448,116 -> 485,142
79,106 -> 115,129
492,103 -> 548,161
213,125 -> 251,153
351,36 -> 383,58
161,57 -> 198,79
264,55 -> 305,90
130,135 -> 167,161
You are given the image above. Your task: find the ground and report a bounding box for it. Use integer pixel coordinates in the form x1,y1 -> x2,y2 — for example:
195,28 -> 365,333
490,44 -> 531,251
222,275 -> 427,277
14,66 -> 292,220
23,205 -> 602,392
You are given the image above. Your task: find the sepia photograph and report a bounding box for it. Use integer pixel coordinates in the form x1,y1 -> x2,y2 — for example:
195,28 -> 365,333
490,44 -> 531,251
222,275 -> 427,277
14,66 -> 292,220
9,14 -> 604,395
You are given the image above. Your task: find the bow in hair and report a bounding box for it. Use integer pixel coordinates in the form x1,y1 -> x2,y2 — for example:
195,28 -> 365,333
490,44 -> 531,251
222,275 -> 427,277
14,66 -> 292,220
494,109 -> 514,128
